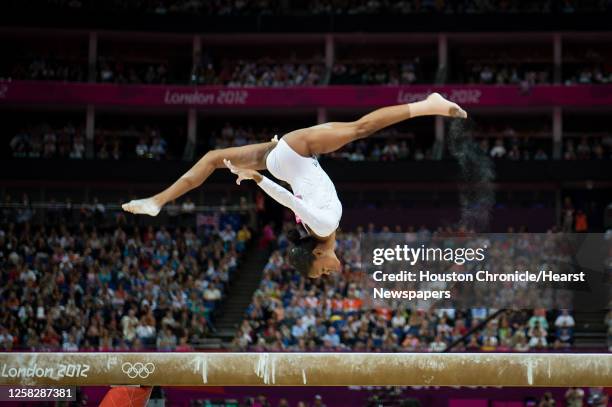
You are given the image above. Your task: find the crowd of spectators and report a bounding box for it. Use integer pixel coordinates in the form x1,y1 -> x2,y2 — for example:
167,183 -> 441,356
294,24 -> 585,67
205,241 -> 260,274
15,0 -> 282,15
461,63 -> 552,85
564,66 -> 612,85
478,134 -> 553,161
306,132 -> 608,161
213,123 -> 612,162
366,388 -> 610,407
209,124 -> 435,161
325,133 -> 431,161
0,56 -> 188,84
536,389 -> 609,407
4,53 -> 612,87
308,0 -> 606,15
97,59 -> 173,84
7,123 -> 179,160
133,132 -> 169,159
475,133 -> 612,161
330,59 -> 421,85
455,46 -> 612,86
190,394 -> 329,407
210,123 -> 280,149
233,222 -> 580,352
563,136 -> 612,160
187,387 -> 610,407
10,122 -> 612,162
14,0 -> 608,15
0,200 -> 252,352
564,48 -> 612,85
0,58 -> 87,82
191,58 -> 326,86
9,123 -> 89,159
3,55 -> 326,86
0,189 -> 607,357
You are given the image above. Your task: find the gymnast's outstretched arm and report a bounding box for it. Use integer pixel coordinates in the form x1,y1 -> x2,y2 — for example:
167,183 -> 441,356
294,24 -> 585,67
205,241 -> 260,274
283,92 -> 467,156
122,140 -> 276,216
222,159 -> 332,237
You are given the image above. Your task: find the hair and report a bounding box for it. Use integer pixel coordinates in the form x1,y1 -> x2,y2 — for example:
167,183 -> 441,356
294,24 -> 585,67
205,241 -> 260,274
286,229 -> 318,277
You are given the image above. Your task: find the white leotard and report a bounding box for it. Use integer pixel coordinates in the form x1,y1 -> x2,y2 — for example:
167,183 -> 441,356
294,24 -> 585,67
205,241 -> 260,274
259,138 -> 342,237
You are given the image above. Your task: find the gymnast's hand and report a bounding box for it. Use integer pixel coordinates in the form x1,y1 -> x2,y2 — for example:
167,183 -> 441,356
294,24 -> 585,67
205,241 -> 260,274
224,159 -> 263,185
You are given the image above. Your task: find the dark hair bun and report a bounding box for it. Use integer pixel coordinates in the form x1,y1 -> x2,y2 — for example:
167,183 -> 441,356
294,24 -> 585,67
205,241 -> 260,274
285,231 -> 318,277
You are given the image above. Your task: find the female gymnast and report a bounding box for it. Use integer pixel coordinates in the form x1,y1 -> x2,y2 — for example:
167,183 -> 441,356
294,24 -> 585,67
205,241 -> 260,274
123,93 -> 467,278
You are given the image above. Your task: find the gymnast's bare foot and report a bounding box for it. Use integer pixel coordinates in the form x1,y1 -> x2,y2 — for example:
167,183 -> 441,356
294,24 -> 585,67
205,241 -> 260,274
122,197 -> 162,216
427,92 -> 468,119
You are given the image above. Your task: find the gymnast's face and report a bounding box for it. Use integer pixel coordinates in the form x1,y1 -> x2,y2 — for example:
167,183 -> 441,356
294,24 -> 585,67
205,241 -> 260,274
309,244 -> 341,278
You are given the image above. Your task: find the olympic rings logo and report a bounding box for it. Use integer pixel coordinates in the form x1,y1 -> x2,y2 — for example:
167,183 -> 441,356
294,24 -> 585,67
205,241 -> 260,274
121,362 -> 156,379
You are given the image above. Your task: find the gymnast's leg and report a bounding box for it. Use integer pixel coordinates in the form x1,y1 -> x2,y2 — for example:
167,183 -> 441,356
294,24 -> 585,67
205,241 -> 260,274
122,141 -> 276,216
284,92 -> 467,156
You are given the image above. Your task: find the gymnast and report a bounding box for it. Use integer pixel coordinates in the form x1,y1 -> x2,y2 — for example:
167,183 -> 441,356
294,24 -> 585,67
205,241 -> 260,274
122,93 -> 467,278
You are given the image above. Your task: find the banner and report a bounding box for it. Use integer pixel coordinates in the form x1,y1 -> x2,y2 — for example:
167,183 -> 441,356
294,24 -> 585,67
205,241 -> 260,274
196,213 -> 219,228
1,80 -> 612,109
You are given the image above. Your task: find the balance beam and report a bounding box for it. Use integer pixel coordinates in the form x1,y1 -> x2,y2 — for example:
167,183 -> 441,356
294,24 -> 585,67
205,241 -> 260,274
0,353 -> 609,387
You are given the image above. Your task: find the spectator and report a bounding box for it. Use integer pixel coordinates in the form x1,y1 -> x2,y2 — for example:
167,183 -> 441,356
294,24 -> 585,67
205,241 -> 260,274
564,140 -> 577,160
554,310 -> 575,331
219,224 -> 237,243
161,310 -> 177,329
175,336 -> 194,352
121,309 -> 139,344
203,283 -> 222,303
313,394 -> 327,407
259,222 -> 276,248
291,319 -> 307,339
321,327 -> 341,347
587,388 -> 609,407
0,327 -> 14,351
565,388 -> 585,407
528,325 -> 548,349
538,391 -> 556,407
181,197 -> 196,214
534,148 -> 548,160
574,210 -> 588,232
156,327 -> 177,351
576,136 -> 591,159
149,134 -> 167,159
429,334 -> 447,352
62,334 -> 79,352
490,138 -> 507,158
70,135 -> 86,159
528,309 -> 549,331
236,224 -> 252,251
135,137 -> 149,158
513,335 -> 530,352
